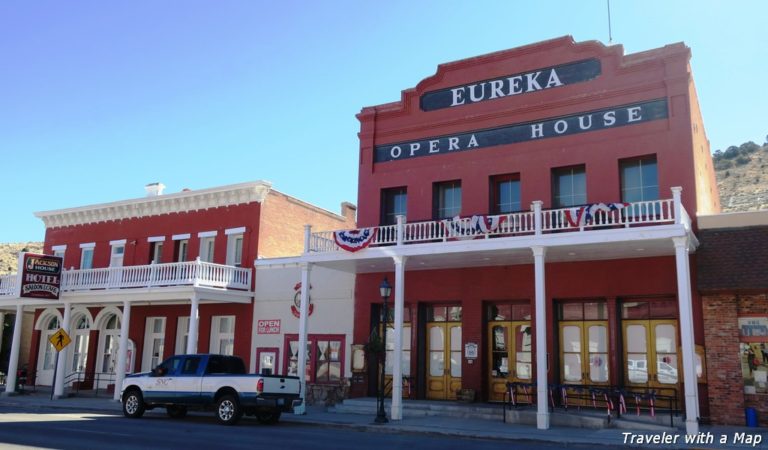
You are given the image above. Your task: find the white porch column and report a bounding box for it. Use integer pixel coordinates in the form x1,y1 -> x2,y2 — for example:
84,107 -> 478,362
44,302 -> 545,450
0,312 -> 5,360
187,294 -> 200,354
54,302 -> 71,398
532,246 -> 549,429
673,236 -> 700,436
295,262 -> 312,415
114,301 -> 132,401
391,255 -> 407,421
4,304 -> 24,395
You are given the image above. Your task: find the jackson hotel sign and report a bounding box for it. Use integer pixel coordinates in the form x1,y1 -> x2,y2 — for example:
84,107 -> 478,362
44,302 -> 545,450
18,253 -> 63,300
374,99 -> 669,163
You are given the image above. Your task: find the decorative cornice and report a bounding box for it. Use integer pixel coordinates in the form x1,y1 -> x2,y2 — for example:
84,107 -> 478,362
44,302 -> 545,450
35,181 -> 272,229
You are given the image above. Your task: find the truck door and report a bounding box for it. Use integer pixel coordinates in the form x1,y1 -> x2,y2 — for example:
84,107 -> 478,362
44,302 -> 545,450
174,355 -> 203,404
143,355 -> 182,403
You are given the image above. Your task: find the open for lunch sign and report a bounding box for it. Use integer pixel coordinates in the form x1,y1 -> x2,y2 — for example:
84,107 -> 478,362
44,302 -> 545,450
19,253 -> 63,299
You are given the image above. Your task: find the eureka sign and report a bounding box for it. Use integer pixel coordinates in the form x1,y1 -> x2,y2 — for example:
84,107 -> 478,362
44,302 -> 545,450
419,58 -> 601,111
374,99 -> 668,164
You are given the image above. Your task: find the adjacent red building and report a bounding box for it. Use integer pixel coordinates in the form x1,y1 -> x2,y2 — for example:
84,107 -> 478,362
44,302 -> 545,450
0,181 -> 355,399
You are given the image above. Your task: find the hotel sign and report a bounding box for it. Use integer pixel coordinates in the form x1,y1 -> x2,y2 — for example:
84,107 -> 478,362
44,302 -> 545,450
374,99 -> 668,163
19,253 -> 63,300
420,59 -> 601,111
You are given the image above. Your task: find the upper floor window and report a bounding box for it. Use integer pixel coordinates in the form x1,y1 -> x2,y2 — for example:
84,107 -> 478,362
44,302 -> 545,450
172,234 -> 190,262
552,165 -> 586,208
199,235 -> 215,263
434,180 -> 462,219
225,227 -> 245,267
149,241 -> 164,264
52,245 -> 66,265
490,174 -> 521,214
80,244 -> 95,270
110,241 -> 125,268
381,187 -> 407,225
620,156 -> 658,203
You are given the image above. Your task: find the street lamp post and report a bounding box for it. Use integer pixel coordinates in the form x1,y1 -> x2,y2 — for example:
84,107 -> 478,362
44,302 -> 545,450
375,277 -> 392,424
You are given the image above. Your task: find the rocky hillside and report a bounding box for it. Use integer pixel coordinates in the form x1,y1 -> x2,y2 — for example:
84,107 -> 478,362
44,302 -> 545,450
0,242 -> 43,274
713,141 -> 768,212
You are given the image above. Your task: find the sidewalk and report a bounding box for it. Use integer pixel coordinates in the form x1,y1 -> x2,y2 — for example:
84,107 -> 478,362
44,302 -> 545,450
0,389 -> 765,449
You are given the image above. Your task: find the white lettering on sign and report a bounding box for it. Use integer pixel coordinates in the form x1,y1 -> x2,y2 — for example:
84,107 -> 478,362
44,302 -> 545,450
257,319 -> 281,335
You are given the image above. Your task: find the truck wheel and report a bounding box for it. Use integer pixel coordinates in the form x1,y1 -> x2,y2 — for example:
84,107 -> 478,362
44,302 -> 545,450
256,409 -> 281,424
122,390 -> 146,418
215,394 -> 242,425
166,405 -> 187,419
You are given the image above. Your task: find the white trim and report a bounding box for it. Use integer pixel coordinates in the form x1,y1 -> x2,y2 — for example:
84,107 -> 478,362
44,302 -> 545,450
34,181 -> 273,228
52,245 -> 67,252
197,230 -> 218,238
110,239 -> 127,246
172,233 -> 191,241
225,227 -> 246,235
79,242 -> 96,249
147,236 -> 166,243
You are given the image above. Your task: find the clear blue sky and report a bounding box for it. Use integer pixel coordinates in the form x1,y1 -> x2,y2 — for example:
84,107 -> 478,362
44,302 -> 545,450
2,1 -> 765,243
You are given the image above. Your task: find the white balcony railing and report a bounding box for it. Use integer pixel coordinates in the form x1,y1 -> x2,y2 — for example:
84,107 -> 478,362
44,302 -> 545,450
0,259 -> 251,297
0,274 -> 17,296
307,189 -> 688,254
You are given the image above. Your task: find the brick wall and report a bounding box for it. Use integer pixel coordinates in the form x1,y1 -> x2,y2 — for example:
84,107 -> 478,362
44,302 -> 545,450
258,190 -> 355,258
703,293 -> 768,426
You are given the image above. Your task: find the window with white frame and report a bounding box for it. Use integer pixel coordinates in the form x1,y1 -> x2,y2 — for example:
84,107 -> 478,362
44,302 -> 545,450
110,243 -> 125,267
175,240 -> 189,262
210,316 -> 235,355
80,245 -> 95,270
226,231 -> 244,267
143,317 -> 166,370
150,241 -> 164,264
199,237 -> 215,263
176,316 -> 190,354
52,245 -> 66,265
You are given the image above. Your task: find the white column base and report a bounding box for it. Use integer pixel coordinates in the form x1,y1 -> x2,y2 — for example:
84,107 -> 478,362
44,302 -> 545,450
537,412 -> 550,430
685,418 -> 699,436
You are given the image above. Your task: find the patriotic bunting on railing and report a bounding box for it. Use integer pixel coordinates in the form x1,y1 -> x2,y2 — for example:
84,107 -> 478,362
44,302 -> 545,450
334,228 -> 378,252
442,215 -> 507,239
564,202 -> 630,227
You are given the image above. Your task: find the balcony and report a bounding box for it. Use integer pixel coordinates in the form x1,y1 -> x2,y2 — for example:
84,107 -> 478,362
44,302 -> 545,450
0,259 -> 251,298
309,192 -> 691,254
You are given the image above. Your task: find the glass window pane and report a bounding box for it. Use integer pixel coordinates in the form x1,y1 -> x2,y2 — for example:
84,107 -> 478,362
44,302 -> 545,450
450,326 -> 462,351
589,353 -> 608,382
512,304 -> 531,321
584,302 -> 606,320
489,304 -> 511,321
627,354 -> 648,383
450,351 -> 461,377
492,326 -> 507,351
562,326 -> 581,352
655,324 -> 677,353
517,325 -> 532,352
626,325 -> 648,353
563,353 -> 582,382
429,327 -> 444,351
560,303 -> 583,321
656,355 -> 678,384
588,325 -> 607,352
430,352 -> 444,376
622,302 -> 649,319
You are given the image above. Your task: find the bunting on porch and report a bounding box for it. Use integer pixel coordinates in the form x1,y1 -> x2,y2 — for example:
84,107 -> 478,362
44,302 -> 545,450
334,228 -> 378,252
564,202 -> 630,227
442,215 -> 506,239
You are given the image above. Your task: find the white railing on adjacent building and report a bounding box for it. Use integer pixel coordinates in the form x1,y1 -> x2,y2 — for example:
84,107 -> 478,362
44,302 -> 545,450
307,188 -> 688,253
0,259 -> 251,297
0,274 -> 17,296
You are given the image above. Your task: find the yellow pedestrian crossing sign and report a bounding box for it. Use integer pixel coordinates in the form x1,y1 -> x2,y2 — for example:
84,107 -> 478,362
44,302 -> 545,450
49,328 -> 71,352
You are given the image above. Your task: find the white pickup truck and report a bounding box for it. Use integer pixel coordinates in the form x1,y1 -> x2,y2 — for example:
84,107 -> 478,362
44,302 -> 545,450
120,354 -> 300,425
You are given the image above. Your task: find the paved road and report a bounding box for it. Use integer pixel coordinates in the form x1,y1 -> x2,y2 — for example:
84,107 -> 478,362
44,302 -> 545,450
0,406 -> 625,450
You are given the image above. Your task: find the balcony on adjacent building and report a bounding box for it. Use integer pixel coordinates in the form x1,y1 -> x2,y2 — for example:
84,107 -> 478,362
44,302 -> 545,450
0,259 -> 251,298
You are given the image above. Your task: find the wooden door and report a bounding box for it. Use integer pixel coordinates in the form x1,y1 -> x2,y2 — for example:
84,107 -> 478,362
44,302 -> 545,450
559,321 -> 609,386
426,322 -> 462,400
488,321 -> 532,401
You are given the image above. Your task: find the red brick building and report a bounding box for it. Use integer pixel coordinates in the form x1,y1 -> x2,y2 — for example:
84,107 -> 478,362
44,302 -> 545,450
262,36 -> 719,434
0,181 -> 355,399
697,211 -> 768,426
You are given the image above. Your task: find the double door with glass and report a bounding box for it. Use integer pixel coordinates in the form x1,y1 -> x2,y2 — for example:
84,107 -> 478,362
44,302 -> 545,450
559,321 -> 609,386
426,322 -> 462,400
623,320 -> 679,388
488,322 -> 532,401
